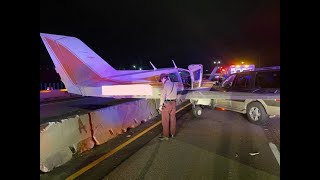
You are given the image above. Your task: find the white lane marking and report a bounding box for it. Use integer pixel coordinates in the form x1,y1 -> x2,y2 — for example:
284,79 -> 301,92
269,142 -> 280,165
249,152 -> 260,156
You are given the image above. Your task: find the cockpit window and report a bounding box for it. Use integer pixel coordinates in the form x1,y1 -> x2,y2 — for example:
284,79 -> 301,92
168,72 -> 180,82
179,70 -> 191,88
193,69 -> 201,81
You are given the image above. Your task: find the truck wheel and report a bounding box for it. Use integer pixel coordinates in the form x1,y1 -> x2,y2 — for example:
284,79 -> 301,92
246,102 -> 268,125
193,106 -> 202,118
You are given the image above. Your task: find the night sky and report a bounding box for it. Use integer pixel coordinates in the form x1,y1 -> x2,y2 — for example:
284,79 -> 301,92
40,0 -> 279,71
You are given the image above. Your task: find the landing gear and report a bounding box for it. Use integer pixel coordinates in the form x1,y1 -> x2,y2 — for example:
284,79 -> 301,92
190,99 -> 211,118
192,106 -> 202,118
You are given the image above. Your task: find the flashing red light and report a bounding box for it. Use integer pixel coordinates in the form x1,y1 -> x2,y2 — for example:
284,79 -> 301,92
216,107 -> 225,111
40,90 -> 51,93
275,99 -> 280,102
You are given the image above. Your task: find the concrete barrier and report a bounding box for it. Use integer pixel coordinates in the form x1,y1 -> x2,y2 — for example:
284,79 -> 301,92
40,114 -> 94,172
90,99 -> 159,145
40,98 -> 188,172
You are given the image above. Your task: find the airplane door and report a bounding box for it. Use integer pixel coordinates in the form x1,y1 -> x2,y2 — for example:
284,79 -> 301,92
188,64 -> 203,89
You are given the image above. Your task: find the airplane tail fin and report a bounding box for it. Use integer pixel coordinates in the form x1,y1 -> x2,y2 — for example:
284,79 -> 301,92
40,33 -> 117,94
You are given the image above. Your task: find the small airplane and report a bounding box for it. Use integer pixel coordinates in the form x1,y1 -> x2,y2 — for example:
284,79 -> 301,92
40,33 -> 214,99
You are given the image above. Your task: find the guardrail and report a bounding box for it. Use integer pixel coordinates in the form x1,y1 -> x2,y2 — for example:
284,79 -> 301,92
40,82 -> 65,90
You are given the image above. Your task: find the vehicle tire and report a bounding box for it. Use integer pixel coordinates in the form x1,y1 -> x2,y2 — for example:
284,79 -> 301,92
246,102 -> 268,125
192,106 -> 202,118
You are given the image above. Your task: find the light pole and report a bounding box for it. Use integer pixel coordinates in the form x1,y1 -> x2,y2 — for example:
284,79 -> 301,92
133,65 -> 136,69
213,61 -> 221,68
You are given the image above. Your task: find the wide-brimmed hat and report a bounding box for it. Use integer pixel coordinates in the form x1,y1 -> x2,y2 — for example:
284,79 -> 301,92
159,73 -> 168,82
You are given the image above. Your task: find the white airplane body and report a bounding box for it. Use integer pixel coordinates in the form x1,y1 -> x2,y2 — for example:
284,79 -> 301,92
40,33 -> 214,99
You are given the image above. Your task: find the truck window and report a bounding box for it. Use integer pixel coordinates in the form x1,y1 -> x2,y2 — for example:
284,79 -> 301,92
255,71 -> 280,88
234,74 -> 251,88
222,74 -> 236,88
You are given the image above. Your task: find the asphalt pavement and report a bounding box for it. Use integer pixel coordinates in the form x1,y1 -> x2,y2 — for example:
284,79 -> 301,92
40,105 -> 280,180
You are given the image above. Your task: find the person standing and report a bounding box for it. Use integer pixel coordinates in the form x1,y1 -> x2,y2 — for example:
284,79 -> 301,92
158,73 -> 178,140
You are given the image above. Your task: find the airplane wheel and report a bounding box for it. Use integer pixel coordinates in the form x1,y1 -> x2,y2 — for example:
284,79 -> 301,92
192,106 -> 202,118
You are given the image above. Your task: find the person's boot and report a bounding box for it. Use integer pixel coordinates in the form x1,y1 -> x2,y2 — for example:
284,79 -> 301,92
158,136 -> 169,141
